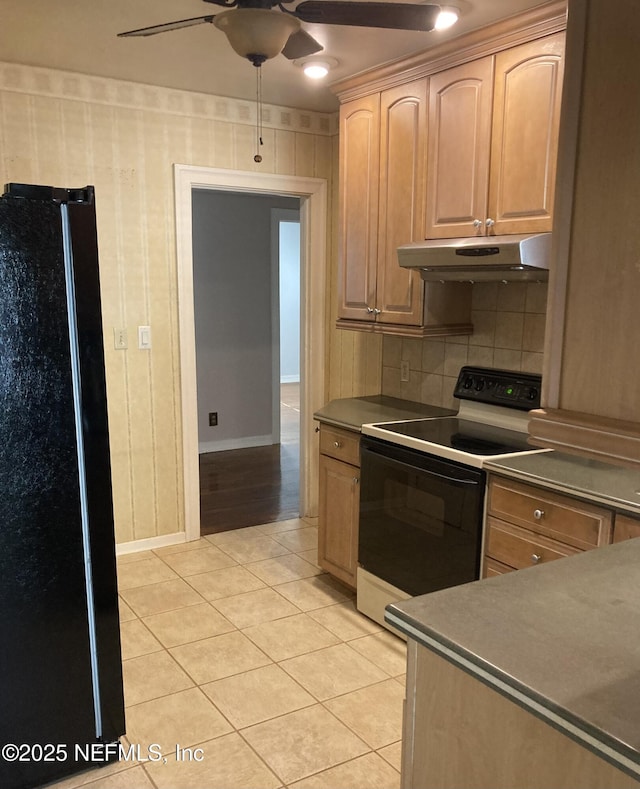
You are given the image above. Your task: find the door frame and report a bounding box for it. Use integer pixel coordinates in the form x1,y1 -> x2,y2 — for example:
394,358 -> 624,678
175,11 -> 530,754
174,165 -> 327,542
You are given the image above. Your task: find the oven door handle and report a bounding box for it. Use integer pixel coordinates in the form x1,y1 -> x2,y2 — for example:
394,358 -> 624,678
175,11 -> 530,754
362,447 -> 482,486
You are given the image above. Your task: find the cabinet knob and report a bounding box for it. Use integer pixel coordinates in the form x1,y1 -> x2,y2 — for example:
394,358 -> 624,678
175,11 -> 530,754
531,553 -> 542,563
485,218 -> 495,228
533,509 -> 545,520
366,306 -> 374,314
353,477 -> 360,484
334,441 -> 342,448
314,426 -> 320,433
373,308 -> 381,315
473,219 -> 483,228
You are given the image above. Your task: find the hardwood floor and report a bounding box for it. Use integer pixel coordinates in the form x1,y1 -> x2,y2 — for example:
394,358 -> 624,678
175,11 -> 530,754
200,384 -> 300,534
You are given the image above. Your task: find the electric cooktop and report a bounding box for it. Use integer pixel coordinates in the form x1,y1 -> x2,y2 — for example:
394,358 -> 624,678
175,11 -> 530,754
372,417 -> 535,456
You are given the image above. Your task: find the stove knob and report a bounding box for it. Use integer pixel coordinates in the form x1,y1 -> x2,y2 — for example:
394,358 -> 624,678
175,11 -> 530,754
527,387 -> 539,401
474,378 -> 485,392
463,375 -> 474,389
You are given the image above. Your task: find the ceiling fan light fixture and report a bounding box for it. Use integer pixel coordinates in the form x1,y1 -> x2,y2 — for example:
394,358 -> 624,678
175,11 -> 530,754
214,9 -> 301,62
435,6 -> 460,31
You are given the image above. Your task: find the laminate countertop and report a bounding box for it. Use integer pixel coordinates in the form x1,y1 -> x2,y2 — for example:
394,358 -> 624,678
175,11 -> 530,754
485,451 -> 640,516
313,395 -> 454,432
386,538 -> 640,781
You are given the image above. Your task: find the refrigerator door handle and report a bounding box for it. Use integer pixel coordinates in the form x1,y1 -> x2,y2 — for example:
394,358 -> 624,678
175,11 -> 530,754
61,203 -> 103,740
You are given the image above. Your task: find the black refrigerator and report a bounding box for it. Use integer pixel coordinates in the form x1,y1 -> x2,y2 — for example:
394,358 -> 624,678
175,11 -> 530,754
0,184 -> 125,789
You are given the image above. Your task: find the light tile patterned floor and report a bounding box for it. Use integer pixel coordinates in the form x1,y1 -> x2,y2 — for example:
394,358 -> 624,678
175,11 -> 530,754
49,519 -> 404,789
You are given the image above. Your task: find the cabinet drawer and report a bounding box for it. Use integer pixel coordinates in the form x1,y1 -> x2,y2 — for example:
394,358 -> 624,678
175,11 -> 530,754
613,513 -> 640,543
487,476 -> 612,549
319,424 -> 361,466
482,556 -> 516,579
486,516 -> 580,571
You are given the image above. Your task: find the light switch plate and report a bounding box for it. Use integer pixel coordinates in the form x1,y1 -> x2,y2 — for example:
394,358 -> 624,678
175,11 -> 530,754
138,325 -> 151,350
113,328 -> 127,350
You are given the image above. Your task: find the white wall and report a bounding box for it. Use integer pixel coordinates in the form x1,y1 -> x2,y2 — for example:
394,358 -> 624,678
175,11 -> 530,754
278,216 -> 301,383
193,189 -> 299,452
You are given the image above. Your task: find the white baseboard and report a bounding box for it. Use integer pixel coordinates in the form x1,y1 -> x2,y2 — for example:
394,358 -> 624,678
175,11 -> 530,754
116,531 -> 186,555
280,375 -> 300,384
198,434 -> 275,454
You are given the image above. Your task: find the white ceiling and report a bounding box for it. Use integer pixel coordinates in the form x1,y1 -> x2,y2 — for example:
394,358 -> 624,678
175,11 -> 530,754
0,0 -> 556,113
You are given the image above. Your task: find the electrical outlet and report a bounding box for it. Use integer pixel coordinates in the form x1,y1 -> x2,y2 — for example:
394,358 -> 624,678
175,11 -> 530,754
209,412 -> 218,427
400,360 -> 410,382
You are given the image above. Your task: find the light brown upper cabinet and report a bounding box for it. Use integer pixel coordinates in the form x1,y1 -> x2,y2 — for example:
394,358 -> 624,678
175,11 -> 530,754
425,57 -> 494,240
376,81 -> 427,327
337,81 -> 472,335
337,93 -> 380,323
425,32 -> 565,239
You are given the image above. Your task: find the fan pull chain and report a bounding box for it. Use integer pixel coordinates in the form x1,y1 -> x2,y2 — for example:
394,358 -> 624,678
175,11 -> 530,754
254,65 -> 264,164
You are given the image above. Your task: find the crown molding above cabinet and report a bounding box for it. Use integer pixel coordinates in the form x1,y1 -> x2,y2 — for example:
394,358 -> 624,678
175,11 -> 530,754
330,1 -> 567,103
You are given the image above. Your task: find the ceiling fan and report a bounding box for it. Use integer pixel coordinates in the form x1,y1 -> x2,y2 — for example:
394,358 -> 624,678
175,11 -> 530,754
118,0 -> 442,67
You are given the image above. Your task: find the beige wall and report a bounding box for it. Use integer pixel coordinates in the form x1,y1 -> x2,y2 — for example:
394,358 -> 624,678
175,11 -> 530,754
0,61 -> 353,545
381,282 -> 547,408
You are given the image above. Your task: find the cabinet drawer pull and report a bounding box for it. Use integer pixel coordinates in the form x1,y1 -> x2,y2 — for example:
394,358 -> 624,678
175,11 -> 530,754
533,509 -> 545,520
353,477 -> 360,484
531,553 -> 542,563
334,441 -> 342,448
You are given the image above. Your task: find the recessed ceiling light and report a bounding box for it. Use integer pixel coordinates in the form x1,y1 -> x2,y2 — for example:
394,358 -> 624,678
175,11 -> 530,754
297,56 -> 339,80
435,6 -> 460,31
304,62 -> 330,79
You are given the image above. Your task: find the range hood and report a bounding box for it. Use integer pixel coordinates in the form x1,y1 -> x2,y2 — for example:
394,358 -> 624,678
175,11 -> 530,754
397,233 -> 551,282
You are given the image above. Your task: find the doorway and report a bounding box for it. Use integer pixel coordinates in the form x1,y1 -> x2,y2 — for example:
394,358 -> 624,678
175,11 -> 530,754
174,165 -> 327,542
192,193 -> 301,533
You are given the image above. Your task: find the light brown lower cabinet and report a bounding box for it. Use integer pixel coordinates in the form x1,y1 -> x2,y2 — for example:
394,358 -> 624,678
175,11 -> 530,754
401,641 -> 638,789
317,424 -> 360,589
483,474 -> 613,576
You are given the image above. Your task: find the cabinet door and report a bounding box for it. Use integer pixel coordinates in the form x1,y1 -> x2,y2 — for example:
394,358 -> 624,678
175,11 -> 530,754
488,32 -> 565,235
425,57 -> 494,239
337,94 -> 380,321
612,514 -> 640,543
318,454 -> 360,588
376,79 -> 427,326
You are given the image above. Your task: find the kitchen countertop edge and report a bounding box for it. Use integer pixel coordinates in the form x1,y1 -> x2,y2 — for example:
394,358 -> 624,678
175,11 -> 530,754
485,453 -> 640,517
385,605 -> 640,781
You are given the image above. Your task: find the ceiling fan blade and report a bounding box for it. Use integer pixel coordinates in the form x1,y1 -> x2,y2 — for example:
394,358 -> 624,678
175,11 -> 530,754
118,15 -> 216,38
294,1 -> 440,31
281,28 -> 324,59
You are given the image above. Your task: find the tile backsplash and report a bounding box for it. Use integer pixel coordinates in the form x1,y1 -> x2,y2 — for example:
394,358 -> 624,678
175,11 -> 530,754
381,282 -> 547,409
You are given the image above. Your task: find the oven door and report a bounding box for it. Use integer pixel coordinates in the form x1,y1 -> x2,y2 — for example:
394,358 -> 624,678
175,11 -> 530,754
359,436 -> 485,597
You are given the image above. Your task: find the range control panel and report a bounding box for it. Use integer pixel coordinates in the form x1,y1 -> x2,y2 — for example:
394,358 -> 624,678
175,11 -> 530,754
453,366 -> 542,411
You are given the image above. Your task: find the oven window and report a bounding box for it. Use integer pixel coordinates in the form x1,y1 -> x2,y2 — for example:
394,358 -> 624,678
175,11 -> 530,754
359,439 -> 485,597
